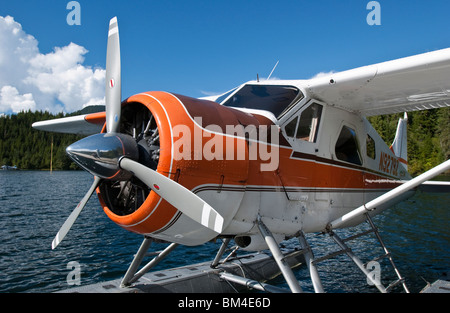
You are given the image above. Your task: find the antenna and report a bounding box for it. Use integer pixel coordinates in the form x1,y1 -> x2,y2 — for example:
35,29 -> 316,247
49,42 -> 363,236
267,60 -> 279,80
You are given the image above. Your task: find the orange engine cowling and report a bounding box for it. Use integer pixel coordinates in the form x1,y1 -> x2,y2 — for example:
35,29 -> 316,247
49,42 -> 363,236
95,91 -> 273,245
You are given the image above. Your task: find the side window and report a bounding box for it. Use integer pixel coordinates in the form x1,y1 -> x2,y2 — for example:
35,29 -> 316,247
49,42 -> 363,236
335,126 -> 362,165
366,134 -> 376,159
296,103 -> 322,142
283,103 -> 323,143
285,116 -> 298,137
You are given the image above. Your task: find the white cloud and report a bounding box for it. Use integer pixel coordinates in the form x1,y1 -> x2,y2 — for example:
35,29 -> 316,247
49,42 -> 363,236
310,71 -> 336,79
200,90 -> 224,97
0,15 -> 105,114
0,86 -> 36,113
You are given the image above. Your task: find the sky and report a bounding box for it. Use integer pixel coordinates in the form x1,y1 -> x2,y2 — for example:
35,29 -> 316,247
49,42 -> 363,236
1,0 -> 450,114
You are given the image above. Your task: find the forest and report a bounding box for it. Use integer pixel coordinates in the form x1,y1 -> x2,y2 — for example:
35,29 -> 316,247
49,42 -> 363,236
0,107 -> 449,177
0,107 -> 102,171
368,108 -> 449,176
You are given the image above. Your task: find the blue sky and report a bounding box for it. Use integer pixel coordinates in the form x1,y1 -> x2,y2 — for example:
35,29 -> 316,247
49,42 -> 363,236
1,0 -> 450,114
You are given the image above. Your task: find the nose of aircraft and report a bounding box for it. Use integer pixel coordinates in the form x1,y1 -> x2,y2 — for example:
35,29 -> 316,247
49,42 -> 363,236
66,133 -> 139,180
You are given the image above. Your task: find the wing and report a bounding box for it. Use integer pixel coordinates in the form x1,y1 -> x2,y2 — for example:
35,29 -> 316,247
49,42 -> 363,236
32,112 -> 105,135
306,48 -> 450,116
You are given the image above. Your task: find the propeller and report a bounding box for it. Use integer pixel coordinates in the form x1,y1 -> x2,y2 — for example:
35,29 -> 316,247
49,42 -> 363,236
51,17 -> 122,249
52,17 -> 224,249
105,16 -> 121,133
52,177 -> 101,249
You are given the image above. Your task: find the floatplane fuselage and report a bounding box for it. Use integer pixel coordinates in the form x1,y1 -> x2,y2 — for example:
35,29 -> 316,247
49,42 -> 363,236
84,84 -> 412,250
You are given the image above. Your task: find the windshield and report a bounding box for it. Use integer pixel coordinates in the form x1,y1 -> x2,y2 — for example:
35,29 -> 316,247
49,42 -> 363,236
215,87 -> 239,104
221,84 -> 302,118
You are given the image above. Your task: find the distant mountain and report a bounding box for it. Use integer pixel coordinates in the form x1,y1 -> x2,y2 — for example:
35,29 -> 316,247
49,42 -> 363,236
77,105 -> 105,115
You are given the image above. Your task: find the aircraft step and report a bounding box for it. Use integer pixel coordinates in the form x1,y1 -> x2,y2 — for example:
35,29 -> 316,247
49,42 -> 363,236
386,278 -> 406,293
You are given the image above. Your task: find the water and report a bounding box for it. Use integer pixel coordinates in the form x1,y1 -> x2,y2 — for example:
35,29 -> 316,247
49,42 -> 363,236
0,171 -> 448,293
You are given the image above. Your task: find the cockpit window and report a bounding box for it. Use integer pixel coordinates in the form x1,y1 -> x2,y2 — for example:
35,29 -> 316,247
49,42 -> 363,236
221,84 -> 302,118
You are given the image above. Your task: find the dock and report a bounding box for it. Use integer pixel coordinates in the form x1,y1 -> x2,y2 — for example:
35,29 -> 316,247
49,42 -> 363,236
421,272 -> 450,293
57,249 -> 305,293
56,246 -> 448,294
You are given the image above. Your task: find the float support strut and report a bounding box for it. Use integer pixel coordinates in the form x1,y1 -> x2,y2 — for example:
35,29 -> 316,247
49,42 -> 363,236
257,216 -> 303,293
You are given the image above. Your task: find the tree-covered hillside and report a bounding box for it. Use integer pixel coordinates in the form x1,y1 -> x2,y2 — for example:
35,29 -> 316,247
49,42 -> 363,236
0,106 -> 104,171
0,107 -> 448,176
0,111 -> 82,170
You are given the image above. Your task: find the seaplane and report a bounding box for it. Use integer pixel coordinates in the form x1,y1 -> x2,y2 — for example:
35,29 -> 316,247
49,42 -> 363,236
33,17 -> 450,293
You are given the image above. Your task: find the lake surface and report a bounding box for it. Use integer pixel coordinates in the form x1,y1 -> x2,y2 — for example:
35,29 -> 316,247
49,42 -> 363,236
0,170 -> 448,293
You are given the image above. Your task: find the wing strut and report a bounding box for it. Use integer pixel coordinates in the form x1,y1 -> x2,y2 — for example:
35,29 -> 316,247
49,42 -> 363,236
328,159 -> 450,230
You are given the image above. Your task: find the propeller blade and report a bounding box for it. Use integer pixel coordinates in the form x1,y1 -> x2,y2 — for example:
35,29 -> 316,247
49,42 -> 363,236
52,177 -> 102,249
105,16 -> 121,133
119,158 -> 224,233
